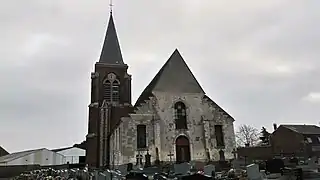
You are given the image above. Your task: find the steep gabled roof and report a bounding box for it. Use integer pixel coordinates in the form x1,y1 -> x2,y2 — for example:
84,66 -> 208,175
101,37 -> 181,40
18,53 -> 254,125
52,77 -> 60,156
281,124 -> 320,135
99,12 -> 124,64
135,49 -> 204,107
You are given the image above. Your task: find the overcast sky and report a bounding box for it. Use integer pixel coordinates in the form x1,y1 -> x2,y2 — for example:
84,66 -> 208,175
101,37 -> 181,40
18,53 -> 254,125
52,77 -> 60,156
1,0 -> 320,152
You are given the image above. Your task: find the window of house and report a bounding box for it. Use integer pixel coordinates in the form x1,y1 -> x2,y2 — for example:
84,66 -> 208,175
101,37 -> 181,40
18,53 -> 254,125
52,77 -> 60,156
215,125 -> 225,147
137,125 -> 147,149
174,102 -> 187,129
317,137 -> 320,143
307,137 -> 312,143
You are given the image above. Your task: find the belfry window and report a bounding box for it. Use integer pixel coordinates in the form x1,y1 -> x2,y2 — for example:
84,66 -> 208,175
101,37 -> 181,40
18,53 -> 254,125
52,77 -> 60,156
103,80 -> 112,101
174,101 -> 187,129
103,73 -> 120,103
112,81 -> 120,102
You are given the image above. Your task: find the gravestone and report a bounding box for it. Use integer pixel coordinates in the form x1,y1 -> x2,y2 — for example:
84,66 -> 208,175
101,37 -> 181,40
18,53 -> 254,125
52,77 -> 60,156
307,157 -> 318,170
181,173 -> 211,180
103,170 -> 113,180
96,172 -> 110,180
145,152 -> 151,167
232,159 -> 241,170
126,172 -> 148,180
266,158 -> 284,173
203,164 -> 215,177
174,162 -> 191,176
118,164 -> 128,175
246,164 -> 261,180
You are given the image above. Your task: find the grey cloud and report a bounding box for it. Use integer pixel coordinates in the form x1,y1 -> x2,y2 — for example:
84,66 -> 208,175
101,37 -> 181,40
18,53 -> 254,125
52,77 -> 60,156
1,0 -> 320,152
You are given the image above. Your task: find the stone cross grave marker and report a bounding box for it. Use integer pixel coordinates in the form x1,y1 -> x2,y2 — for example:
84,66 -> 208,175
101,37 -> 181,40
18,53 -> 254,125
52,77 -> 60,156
174,162 -> 191,176
246,163 -> 262,180
168,151 -> 174,163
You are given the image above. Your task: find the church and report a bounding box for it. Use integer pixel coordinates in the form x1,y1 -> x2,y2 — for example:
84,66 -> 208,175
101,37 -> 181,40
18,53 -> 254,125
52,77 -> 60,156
85,11 -> 236,168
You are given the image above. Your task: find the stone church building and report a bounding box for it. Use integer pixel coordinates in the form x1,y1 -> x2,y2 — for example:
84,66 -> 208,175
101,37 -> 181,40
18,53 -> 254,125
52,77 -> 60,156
85,12 -> 236,168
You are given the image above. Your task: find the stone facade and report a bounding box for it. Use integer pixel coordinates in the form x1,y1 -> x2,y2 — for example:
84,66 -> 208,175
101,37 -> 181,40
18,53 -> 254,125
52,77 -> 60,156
85,11 -> 236,168
109,92 -> 236,166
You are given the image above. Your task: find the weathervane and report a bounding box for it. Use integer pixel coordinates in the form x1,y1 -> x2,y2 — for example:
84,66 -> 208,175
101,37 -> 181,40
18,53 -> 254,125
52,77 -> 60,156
109,0 -> 114,13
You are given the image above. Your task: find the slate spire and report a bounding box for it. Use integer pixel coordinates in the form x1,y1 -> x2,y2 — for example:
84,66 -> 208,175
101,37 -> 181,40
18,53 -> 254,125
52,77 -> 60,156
99,12 -> 124,64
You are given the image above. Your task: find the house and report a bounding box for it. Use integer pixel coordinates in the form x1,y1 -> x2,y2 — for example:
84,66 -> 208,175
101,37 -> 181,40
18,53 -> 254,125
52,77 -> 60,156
85,10 -> 236,168
52,146 -> 85,164
0,148 -> 65,166
0,146 -> 9,157
271,124 -> 320,157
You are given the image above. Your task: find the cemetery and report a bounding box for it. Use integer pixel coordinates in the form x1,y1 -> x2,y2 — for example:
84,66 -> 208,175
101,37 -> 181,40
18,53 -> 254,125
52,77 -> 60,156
5,154 -> 320,180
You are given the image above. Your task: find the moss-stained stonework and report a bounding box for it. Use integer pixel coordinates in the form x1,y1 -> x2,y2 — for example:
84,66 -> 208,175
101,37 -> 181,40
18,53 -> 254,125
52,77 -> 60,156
109,91 -> 236,166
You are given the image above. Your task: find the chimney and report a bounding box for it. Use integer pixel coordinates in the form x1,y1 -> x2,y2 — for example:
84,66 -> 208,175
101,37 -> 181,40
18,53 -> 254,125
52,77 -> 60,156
273,123 -> 277,131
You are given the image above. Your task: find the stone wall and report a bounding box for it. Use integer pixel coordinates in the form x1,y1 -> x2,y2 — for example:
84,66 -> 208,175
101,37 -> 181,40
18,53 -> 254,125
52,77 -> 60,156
109,92 -> 236,166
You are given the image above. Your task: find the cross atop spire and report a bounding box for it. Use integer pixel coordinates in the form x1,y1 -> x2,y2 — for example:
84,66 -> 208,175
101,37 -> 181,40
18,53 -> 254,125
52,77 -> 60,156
109,0 -> 114,14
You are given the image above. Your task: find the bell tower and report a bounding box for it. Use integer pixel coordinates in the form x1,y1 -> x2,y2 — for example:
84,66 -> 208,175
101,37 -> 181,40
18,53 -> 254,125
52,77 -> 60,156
85,11 -> 132,168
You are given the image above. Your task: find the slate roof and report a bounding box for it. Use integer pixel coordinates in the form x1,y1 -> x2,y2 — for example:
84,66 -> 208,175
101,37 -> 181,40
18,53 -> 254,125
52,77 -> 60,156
99,12 -> 124,64
0,146 -> 9,157
51,147 -> 73,152
281,124 -> 320,135
0,148 -> 45,163
135,49 -> 205,107
52,146 -> 86,152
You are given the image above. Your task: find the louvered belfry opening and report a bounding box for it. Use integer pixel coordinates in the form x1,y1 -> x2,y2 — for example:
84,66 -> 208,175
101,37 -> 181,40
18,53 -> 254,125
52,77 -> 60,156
103,78 -> 120,103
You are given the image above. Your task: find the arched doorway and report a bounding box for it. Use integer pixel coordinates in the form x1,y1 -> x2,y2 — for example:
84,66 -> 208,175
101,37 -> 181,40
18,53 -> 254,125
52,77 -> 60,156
175,136 -> 191,163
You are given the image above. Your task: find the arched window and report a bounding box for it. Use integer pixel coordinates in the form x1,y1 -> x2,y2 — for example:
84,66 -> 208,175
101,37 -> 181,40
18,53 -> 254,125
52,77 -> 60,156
103,73 -> 120,103
174,102 -> 187,129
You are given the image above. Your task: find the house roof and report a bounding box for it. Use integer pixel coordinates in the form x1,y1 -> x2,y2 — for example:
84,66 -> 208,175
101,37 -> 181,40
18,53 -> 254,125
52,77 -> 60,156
51,147 -> 73,152
98,12 -> 124,65
135,49 -> 205,107
0,148 -> 45,163
0,146 -> 9,157
51,146 -> 85,152
281,124 -> 320,135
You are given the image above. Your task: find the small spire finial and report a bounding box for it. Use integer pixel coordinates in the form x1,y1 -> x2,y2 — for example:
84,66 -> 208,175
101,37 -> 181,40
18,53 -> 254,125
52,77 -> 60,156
109,0 -> 114,14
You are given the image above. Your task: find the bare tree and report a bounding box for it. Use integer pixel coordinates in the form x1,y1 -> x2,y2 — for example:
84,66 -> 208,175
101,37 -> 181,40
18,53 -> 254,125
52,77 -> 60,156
236,124 -> 259,147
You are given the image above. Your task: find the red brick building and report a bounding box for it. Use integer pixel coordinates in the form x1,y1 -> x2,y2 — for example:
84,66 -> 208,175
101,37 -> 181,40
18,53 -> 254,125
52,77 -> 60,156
237,124 -> 320,160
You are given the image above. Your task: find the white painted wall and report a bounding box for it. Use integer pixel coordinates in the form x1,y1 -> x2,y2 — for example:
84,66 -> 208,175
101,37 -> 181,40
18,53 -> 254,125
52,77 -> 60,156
0,149 -> 65,166
55,147 -> 85,164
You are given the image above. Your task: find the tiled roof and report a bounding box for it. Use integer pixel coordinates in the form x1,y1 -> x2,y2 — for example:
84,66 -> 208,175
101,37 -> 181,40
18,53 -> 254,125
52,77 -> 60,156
281,124 -> 320,135
51,147 -> 73,152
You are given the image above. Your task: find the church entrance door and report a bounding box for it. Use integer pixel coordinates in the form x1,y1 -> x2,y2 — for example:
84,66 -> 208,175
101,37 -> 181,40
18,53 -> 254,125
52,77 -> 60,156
175,136 -> 191,163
